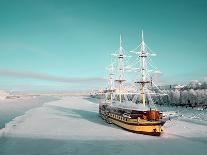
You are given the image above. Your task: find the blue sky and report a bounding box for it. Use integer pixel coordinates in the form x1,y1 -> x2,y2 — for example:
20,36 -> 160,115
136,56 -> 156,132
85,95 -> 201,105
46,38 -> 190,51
0,0 -> 207,91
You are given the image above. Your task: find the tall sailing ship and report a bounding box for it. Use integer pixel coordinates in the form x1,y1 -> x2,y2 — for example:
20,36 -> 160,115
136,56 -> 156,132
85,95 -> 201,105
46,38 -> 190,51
99,31 -> 167,136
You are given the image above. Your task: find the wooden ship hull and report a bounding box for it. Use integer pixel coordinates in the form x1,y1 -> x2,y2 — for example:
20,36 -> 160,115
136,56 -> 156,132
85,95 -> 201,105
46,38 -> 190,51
99,104 -> 165,136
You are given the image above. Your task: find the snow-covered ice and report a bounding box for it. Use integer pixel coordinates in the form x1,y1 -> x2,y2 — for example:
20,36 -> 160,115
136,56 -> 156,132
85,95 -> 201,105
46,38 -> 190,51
0,96 -> 57,129
0,96 -> 207,155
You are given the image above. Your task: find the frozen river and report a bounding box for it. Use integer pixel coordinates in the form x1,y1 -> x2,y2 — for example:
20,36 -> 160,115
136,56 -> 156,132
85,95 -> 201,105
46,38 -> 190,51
0,96 -> 207,155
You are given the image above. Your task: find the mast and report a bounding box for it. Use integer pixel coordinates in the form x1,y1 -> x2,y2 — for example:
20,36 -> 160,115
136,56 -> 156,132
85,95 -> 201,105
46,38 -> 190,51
108,64 -> 115,102
108,64 -> 114,90
115,34 -> 126,103
136,30 -> 150,106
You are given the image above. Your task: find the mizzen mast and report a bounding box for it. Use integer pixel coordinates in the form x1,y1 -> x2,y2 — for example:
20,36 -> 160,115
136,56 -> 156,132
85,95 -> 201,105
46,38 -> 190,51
108,64 -> 115,91
107,63 -> 115,102
115,35 -> 126,103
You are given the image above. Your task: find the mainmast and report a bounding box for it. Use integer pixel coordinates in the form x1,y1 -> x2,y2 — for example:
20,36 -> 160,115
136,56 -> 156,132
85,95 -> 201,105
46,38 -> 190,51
136,31 -> 150,106
115,34 -> 126,103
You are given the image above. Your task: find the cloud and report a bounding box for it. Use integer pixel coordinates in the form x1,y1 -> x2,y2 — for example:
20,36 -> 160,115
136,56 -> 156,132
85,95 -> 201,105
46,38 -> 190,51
0,41 -> 53,57
153,70 -> 162,74
0,69 -> 106,84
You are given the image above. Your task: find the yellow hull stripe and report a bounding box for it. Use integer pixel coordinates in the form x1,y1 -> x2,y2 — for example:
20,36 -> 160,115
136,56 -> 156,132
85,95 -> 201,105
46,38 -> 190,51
109,117 -> 163,133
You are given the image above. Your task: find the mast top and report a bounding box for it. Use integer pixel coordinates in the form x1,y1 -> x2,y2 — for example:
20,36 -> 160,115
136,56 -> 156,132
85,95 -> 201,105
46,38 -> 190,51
120,34 -> 122,48
119,34 -> 124,55
141,30 -> 144,43
141,30 -> 146,53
